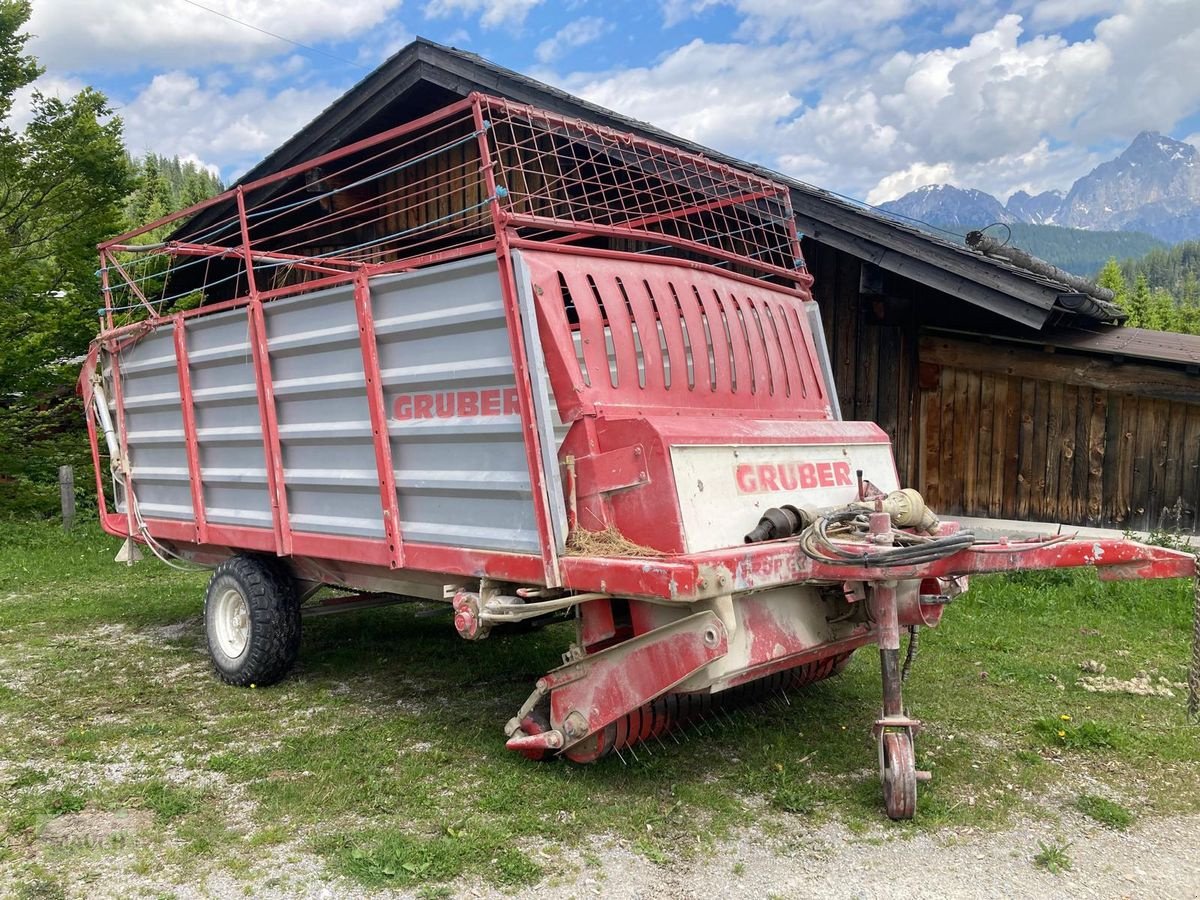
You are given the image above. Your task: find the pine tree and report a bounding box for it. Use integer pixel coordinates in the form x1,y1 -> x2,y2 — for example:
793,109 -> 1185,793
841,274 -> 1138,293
1097,257 -> 1127,308
1126,274 -> 1152,327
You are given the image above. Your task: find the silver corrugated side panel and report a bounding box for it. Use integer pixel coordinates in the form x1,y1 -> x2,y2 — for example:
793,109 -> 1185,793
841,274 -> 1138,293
115,323 -> 191,520
113,252 -> 569,558
186,308 -> 272,529
372,256 -> 543,554
263,282 -> 384,539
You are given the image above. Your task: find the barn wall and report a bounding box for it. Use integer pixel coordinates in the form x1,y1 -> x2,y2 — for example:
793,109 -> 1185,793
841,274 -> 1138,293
918,334 -> 1200,533
804,240 -> 1200,535
804,240 -> 920,487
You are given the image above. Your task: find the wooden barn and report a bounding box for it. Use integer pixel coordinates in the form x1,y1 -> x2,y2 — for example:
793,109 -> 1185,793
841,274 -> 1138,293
177,39 -> 1200,535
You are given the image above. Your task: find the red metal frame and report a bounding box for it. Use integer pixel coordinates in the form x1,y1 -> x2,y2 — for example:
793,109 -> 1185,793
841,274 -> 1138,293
557,536 -> 1197,602
246,299 -> 292,556
473,97 -> 561,586
83,90 -> 1193,607
353,272 -> 405,570
172,316 -> 208,545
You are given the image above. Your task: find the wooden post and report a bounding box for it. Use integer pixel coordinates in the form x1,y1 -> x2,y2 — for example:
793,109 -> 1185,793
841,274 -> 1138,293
59,465 -> 75,532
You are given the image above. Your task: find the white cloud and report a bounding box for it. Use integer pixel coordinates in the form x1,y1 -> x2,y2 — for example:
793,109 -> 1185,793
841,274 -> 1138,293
659,0 -> 722,28
1030,0 -> 1122,26
535,17 -> 611,64
559,39 -> 816,162
26,1 -> 401,71
5,74 -> 87,129
659,0 -> 917,39
775,3 -> 1200,200
423,0 -> 543,28
119,71 -> 343,181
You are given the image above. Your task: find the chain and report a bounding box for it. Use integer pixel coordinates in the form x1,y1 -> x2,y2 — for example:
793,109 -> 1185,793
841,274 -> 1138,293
1190,556 -> 1199,724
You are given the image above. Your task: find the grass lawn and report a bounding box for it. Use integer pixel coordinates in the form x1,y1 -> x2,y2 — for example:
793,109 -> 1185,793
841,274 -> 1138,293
1,520 -> 1197,897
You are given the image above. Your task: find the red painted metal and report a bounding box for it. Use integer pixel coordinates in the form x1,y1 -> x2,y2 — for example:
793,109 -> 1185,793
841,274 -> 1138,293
522,248 -> 826,423
542,610 -> 729,750
100,97 -> 479,250
353,272 -> 405,570
557,535 -> 1197,602
83,92 -> 1197,815
473,96 -> 561,587
245,299 -> 291,556
171,317 -> 208,544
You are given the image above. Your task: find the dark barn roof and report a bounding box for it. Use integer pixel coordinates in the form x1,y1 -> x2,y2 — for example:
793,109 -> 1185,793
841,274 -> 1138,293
183,38 -> 1124,332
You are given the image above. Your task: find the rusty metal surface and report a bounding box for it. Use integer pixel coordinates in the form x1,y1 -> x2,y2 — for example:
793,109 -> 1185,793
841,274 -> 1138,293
558,536 -> 1197,602
545,610 -> 729,751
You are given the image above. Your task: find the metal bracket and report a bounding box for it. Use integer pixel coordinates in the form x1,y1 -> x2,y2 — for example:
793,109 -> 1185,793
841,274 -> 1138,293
574,444 -> 650,494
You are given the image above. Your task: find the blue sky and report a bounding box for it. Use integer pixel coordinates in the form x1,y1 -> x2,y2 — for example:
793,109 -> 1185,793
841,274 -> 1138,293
17,0 -> 1200,205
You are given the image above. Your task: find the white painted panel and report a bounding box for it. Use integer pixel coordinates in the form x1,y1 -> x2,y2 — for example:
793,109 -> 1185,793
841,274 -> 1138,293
670,442 -> 900,552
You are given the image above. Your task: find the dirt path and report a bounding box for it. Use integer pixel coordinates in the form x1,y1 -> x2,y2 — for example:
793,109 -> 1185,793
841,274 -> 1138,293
532,811 -> 1200,900
22,809 -> 1197,899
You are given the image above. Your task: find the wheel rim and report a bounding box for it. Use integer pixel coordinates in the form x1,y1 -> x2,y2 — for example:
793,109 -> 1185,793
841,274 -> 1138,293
881,730 -> 917,820
213,586 -> 251,659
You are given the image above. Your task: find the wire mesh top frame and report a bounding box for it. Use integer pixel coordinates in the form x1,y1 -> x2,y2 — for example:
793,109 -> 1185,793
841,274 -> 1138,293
97,93 -> 808,328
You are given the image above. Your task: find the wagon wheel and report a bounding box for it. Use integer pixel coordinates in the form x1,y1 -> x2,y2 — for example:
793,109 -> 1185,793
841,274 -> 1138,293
880,729 -> 917,820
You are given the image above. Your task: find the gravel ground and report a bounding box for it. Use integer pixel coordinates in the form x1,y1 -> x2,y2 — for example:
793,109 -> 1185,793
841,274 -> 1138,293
12,808 -> 1198,898
542,811 -> 1200,900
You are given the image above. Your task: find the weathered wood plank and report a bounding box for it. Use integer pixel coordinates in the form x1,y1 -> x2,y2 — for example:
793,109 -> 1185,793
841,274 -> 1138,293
1086,389 -> 1107,525
1029,378 -> 1051,521
1072,386 -> 1092,525
1182,405 -> 1200,533
1130,395 -> 1153,531
962,369 -> 981,515
1145,397 -> 1172,529
1016,378 -> 1036,520
1003,375 -> 1024,520
989,374 -> 1009,518
876,325 -> 900,445
920,373 -> 942,507
1101,391 -> 1125,527
835,254 -> 859,420
938,366 -> 958,512
856,318 -> 880,423
1056,383 -> 1078,523
1043,380 -> 1064,521
1159,400 -> 1188,530
975,374 -> 995,518
921,334 -> 1199,404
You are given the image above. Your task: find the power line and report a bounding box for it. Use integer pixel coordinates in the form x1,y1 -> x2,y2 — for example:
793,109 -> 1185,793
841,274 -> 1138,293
177,0 -> 369,70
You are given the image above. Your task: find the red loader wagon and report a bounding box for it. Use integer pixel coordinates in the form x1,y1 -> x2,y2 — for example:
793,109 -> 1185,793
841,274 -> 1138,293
82,94 -> 1199,819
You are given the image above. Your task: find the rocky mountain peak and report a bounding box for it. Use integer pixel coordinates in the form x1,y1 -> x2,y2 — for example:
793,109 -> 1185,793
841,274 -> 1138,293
878,132 -> 1200,243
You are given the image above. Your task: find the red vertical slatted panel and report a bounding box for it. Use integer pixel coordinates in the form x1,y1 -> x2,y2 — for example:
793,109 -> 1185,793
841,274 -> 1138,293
730,291 -> 771,398
669,279 -> 712,391
592,274 -> 639,389
622,276 -> 667,392
772,301 -> 806,399
559,268 -> 614,392
520,247 -> 830,421
711,289 -> 752,395
644,271 -> 689,394
692,285 -> 732,394
745,293 -> 785,398
789,304 -> 827,403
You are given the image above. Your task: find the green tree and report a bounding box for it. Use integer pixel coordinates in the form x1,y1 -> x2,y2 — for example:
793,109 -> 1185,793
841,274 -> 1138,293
1124,273 -> 1152,328
1096,256 -> 1127,308
0,0 -> 132,515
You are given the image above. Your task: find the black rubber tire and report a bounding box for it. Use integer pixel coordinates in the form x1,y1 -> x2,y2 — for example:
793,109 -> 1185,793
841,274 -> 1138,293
204,554 -> 300,687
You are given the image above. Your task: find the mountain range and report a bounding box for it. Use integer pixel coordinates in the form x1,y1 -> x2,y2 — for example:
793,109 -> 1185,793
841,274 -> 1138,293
879,131 -> 1200,245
